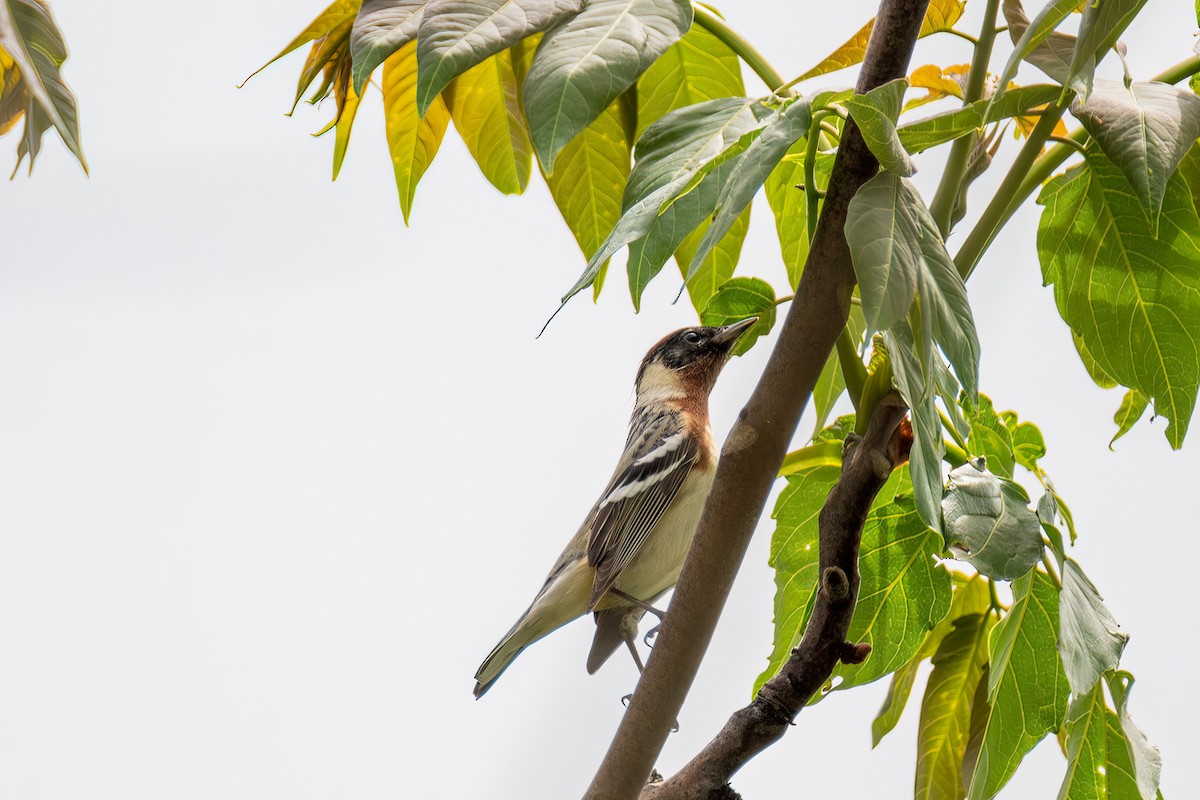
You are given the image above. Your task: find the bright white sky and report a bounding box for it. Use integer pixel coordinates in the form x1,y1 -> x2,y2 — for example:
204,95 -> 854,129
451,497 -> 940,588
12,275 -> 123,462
1,1 -> 1196,798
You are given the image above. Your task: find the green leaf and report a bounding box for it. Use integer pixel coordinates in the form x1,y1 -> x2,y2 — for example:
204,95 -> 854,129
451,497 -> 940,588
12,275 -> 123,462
765,144 -> 834,289
1058,683 -> 1110,800
563,96 -> 767,303
963,394 -> 1016,480
675,205 -> 751,315
845,172 -> 980,397
1008,417 -> 1046,473
1066,0 -> 1147,99
700,277 -> 774,355
0,0 -> 85,173
414,0 -> 582,115
522,0 -> 692,172
544,98 -> 631,284
1105,672 -> 1163,800
967,571 -> 1069,800
885,319 -> 945,533
793,0 -> 965,82
252,0 -> 363,83
1037,151 -> 1200,449
383,41 -> 451,224
874,573 -> 990,747
1073,331 -> 1119,389
758,468 -> 951,696
444,50 -> 533,195
350,0 -> 425,92
844,78 -> 915,177
998,0 -> 1078,88
1059,559 -> 1128,697
812,305 -> 866,436
1071,80 -> 1200,234
1110,389 -> 1149,448
942,460 -> 1043,581
915,612 -> 995,800
685,97 -> 814,279
635,17 -> 744,139
898,84 -> 1061,154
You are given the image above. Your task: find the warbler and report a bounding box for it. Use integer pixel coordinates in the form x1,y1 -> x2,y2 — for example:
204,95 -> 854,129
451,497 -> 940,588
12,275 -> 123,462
473,318 -> 757,697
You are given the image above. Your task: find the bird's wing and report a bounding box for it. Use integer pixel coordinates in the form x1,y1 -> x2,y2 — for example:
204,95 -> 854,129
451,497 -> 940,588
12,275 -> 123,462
585,409 -> 698,608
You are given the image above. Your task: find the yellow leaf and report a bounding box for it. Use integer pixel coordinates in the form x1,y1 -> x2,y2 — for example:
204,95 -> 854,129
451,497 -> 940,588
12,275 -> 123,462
0,46 -> 24,137
445,50 -> 533,196
796,0 -> 966,82
904,63 -> 969,112
1015,103 -> 1069,140
543,99 -> 630,300
244,0 -> 362,85
332,79 -> 364,180
383,41 -> 450,224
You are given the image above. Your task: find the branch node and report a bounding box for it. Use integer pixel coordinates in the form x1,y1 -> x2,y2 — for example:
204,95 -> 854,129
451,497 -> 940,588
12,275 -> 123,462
869,449 -> 893,480
724,419 -> 758,456
839,641 -> 872,664
821,566 -> 850,600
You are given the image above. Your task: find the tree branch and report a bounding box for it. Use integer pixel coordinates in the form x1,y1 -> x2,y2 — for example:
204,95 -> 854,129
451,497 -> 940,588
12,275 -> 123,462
643,401 -> 910,800
582,2 -> 931,798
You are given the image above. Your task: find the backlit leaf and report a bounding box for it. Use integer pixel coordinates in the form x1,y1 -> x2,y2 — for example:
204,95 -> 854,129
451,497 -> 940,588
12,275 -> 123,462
1037,151 -> 1200,449
332,79 -> 365,179
383,41 -> 451,223
251,0 -> 362,84
635,17 -> 743,138
700,276 -> 774,355
675,205 -> 750,315
764,145 -> 834,290
445,50 -> 533,195
1110,389 -> 1148,448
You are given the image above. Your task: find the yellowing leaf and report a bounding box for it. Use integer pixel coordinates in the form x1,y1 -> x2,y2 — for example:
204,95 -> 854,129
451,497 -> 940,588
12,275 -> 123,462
904,63 -> 967,111
445,50 -> 533,196
1015,102 -> 1068,139
245,0 -> 362,85
0,45 -> 24,136
795,0 -> 966,82
332,79 -> 364,180
383,41 -> 451,224
543,98 -> 631,299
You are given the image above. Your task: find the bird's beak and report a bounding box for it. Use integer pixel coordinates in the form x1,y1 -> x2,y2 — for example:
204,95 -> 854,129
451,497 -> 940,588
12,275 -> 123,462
712,316 -> 758,346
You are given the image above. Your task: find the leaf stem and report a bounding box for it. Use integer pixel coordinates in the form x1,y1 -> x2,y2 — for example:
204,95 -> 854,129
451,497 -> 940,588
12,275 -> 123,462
836,326 -> 867,412
805,111 -> 837,243
775,294 -> 794,305
929,0 -> 1002,236
1040,553 -> 1062,590
939,409 -> 968,451
944,29 -> 980,45
1048,134 -> 1088,154
692,4 -> 788,93
987,578 -> 1004,612
953,99 -> 1068,280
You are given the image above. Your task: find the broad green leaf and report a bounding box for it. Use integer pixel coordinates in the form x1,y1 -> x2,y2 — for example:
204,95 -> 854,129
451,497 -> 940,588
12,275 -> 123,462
332,80 -> 365,179
942,460 -> 1043,581
967,571 -> 1069,800
758,468 -> 951,696
1058,683 -> 1109,800
700,276 -> 774,355
764,145 -> 835,290
444,50 -> 533,195
350,0 -> 426,92
998,0 -> 1079,89
251,0 -> 362,83
545,98 -> 631,286
915,612 -> 994,800
414,0 -> 582,115
898,84 -> 1061,154
675,205 -> 750,315
885,319 -> 945,533
1060,559 -> 1128,696
635,18 -> 743,138
522,0 -> 692,172
1066,0 -> 1147,99
874,573 -> 990,747
811,305 -> 866,436
383,41 -> 451,224
1110,389 -> 1149,448
1008,417 -> 1046,473
1106,672 -> 1163,800
686,97 -> 813,280
757,461 -> 841,693
563,96 -> 767,303
0,0 -> 84,173
1073,331 -> 1119,389
845,172 -> 980,397
963,394 -> 1016,480
793,0 -> 965,82
1071,80 -> 1200,235
1037,152 -> 1200,449
844,78 -> 915,177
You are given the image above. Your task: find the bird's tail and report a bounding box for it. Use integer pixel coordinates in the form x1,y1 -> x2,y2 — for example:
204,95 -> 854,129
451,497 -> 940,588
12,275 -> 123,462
473,624 -> 529,698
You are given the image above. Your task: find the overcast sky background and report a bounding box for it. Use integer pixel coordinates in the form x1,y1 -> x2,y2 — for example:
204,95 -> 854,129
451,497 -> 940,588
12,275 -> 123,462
1,1 -> 1197,798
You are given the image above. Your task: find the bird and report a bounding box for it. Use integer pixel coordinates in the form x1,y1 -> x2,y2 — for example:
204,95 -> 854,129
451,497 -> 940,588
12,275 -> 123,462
473,318 -> 757,698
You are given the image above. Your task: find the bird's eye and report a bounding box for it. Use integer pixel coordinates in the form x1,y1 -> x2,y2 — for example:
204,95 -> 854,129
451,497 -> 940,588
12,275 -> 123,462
683,331 -> 702,345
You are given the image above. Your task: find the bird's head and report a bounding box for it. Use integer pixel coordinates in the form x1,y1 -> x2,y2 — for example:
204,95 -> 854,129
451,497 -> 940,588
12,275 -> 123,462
635,318 -> 758,400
